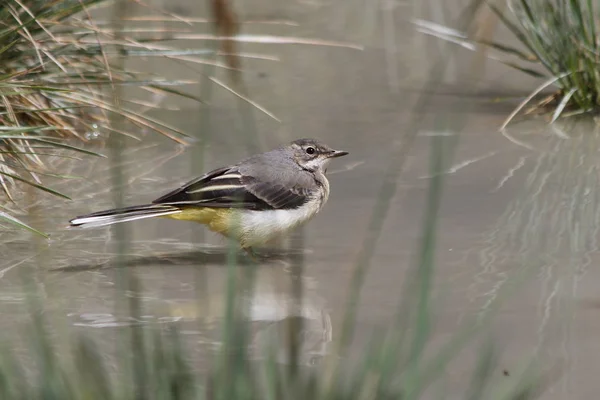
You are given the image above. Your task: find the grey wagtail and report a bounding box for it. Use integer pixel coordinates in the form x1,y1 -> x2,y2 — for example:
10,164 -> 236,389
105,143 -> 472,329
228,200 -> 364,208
69,138 -> 348,255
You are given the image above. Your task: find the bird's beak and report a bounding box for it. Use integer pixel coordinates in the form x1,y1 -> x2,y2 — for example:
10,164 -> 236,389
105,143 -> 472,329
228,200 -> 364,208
328,149 -> 349,158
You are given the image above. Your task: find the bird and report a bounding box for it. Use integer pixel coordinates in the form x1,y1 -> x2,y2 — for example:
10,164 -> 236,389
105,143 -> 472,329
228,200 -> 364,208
69,138 -> 348,256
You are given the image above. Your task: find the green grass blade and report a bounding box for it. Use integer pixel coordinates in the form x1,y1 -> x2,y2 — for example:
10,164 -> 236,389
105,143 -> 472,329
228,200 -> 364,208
404,132 -> 448,400
586,0 -> 596,51
486,1 -> 536,53
73,334 -> 113,400
475,38 -> 537,61
146,84 -> 204,103
495,60 -> 546,78
567,0 -> 589,44
466,340 -> 496,400
30,139 -> 106,158
0,210 -> 48,237
0,170 -> 71,200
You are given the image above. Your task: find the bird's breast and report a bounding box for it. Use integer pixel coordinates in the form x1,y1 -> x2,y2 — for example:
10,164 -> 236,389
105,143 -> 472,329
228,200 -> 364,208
163,186 -> 329,248
319,175 -> 330,205
238,196 -> 323,247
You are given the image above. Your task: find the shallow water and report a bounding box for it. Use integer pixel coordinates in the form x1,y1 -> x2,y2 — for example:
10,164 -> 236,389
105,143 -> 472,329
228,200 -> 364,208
2,0 -> 599,397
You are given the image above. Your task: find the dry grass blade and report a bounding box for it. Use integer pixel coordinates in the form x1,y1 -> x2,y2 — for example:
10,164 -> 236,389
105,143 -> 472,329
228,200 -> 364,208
123,15 -> 299,25
165,33 -> 364,49
550,87 -> 578,123
29,138 -> 106,157
500,71 -> 574,130
0,0 -> 217,235
211,0 -> 241,82
209,77 -> 280,122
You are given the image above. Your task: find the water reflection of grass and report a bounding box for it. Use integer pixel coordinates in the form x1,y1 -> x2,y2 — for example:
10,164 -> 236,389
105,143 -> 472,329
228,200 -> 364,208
0,0 -> 554,398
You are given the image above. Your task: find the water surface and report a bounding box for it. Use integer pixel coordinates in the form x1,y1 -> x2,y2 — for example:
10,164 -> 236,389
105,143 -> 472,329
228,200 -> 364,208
1,0 -> 598,397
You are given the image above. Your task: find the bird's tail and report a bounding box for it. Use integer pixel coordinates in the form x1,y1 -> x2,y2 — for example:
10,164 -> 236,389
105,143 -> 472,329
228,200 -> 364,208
69,204 -> 181,229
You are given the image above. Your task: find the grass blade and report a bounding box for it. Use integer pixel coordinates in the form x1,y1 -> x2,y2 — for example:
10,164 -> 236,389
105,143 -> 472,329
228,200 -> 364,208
550,87 -> 578,123
0,210 -> 48,237
0,170 -> 71,200
500,71 -> 574,130
29,139 -> 106,158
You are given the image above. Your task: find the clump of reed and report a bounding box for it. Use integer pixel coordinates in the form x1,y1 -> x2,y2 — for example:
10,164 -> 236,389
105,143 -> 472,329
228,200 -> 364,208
0,0 -> 197,234
414,0 -> 599,127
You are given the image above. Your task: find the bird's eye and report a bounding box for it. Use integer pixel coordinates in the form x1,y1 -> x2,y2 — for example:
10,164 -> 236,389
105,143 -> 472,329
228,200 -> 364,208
306,147 -> 315,155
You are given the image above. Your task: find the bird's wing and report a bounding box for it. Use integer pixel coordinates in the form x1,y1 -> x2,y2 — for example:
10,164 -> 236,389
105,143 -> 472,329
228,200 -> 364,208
152,165 -> 310,210
242,176 -> 311,209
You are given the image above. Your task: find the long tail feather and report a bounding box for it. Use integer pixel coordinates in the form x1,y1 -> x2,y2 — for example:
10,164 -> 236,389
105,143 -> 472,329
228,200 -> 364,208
69,204 -> 181,229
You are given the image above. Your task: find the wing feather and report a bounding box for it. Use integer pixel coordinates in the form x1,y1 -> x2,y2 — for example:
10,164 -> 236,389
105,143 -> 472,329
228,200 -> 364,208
244,178 -> 309,209
152,165 -> 310,210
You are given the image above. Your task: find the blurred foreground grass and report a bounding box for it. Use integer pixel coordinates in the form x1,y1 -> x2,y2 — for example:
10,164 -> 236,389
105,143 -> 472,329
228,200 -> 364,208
0,133 -> 551,399
0,0 -> 556,398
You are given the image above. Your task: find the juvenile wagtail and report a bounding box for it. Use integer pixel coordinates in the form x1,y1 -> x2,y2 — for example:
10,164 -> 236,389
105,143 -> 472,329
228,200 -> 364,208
69,138 -> 348,255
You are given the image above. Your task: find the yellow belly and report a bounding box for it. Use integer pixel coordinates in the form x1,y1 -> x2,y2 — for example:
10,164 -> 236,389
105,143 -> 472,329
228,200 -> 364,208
162,207 -> 235,237
160,203 -> 318,248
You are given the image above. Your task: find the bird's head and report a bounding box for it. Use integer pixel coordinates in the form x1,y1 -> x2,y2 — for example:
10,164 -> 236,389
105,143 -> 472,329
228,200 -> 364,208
289,138 -> 348,172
